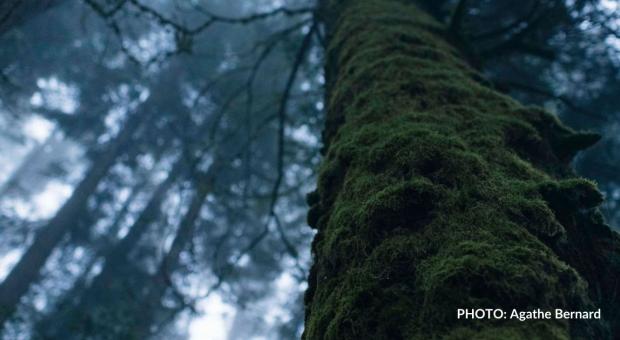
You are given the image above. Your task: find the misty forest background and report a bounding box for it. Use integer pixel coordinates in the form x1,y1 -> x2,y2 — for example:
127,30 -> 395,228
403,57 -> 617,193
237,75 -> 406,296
0,0 -> 620,339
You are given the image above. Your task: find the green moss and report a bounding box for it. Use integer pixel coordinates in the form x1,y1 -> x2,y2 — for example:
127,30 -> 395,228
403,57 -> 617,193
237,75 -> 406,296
304,0 -> 614,339
444,322 -> 569,340
511,107 -> 602,163
539,179 -> 604,212
417,239 -> 589,323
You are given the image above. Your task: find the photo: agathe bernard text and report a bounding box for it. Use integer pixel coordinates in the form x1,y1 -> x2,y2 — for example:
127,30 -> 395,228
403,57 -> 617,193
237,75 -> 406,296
457,308 -> 601,321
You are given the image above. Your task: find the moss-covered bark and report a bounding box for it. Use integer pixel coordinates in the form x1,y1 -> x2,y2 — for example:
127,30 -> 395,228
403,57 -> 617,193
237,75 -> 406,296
304,1 -> 620,339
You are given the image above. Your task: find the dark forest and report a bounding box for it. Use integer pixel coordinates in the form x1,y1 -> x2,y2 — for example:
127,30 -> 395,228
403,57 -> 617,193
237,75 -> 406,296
1,0 -> 620,339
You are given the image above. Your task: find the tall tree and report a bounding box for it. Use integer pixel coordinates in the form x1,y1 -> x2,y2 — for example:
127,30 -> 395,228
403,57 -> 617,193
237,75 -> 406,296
132,167 -> 217,338
0,111 -> 141,327
35,155 -> 221,338
0,54 -> 192,328
33,156 -> 188,338
304,0 -> 620,338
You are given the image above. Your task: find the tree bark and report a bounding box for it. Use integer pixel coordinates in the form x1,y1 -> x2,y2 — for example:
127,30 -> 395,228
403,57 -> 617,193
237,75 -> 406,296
0,112 -> 141,327
304,1 -> 620,339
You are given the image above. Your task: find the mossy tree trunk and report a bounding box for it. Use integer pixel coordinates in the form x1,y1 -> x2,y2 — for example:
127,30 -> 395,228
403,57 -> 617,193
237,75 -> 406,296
304,0 -> 620,339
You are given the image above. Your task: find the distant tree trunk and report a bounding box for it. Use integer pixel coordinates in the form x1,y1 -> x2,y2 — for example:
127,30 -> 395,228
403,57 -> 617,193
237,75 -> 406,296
103,175 -> 148,239
0,113 -> 141,327
304,1 -> 620,339
89,158 -> 187,289
134,169 -> 216,338
33,60 -> 198,336
0,0 -> 63,36
34,156 -> 188,338
38,162 -> 215,339
41,177 -> 146,317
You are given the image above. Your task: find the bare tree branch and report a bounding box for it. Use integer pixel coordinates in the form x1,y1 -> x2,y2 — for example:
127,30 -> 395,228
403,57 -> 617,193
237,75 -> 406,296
83,0 -> 315,66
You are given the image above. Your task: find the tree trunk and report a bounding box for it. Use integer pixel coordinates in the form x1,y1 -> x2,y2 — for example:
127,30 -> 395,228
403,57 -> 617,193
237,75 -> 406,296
34,156 -> 188,338
304,1 -> 620,339
134,169 -> 216,338
104,176 -> 148,240
31,175 -> 149,336
0,112 -> 141,327
38,163 -> 214,339
88,157 -> 187,290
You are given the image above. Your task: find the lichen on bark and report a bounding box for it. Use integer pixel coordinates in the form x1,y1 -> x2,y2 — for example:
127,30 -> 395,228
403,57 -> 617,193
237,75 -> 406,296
304,1 -> 620,339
